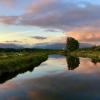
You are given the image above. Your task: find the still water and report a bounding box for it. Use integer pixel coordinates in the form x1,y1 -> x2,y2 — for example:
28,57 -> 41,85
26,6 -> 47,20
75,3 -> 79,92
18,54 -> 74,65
0,55 -> 100,100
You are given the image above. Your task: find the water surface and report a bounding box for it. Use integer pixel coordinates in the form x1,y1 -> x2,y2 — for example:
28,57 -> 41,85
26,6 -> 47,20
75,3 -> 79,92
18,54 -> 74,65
0,55 -> 100,100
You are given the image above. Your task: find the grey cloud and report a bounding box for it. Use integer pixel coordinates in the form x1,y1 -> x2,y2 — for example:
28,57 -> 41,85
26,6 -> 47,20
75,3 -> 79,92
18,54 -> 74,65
5,40 -> 22,43
31,36 -> 47,40
45,29 -> 60,32
19,1 -> 100,32
0,0 -> 100,32
0,0 -> 14,8
0,16 -> 18,24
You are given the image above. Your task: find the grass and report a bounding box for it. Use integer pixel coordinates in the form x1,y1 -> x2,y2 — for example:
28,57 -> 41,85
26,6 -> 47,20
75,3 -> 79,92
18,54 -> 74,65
0,52 -> 48,73
69,48 -> 100,62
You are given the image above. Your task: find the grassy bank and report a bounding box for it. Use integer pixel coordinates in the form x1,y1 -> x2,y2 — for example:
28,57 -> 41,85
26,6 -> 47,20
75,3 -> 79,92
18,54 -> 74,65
0,51 -> 48,83
0,49 -> 63,83
0,52 -> 48,73
69,49 -> 100,62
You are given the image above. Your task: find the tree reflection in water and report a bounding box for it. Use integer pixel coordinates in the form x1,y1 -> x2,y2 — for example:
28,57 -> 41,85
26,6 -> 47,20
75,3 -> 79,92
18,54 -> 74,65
66,56 -> 80,70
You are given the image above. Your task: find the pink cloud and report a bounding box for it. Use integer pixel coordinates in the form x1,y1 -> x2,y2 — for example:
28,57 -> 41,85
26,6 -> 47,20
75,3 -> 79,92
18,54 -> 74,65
66,26 -> 100,45
0,0 -> 14,8
25,0 -> 56,15
0,16 -> 17,24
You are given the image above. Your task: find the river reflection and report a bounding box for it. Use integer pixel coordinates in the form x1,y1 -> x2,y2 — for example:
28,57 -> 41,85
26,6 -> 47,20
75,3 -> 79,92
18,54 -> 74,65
0,55 -> 100,100
0,55 -> 89,84
0,66 -> 34,84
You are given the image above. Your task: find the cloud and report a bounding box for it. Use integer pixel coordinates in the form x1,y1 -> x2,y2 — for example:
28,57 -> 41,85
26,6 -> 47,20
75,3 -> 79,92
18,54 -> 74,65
0,0 -> 15,8
18,1 -> 100,31
5,40 -> 23,43
0,16 -> 17,24
0,0 -> 100,44
0,1 -> 100,31
24,0 -> 56,15
45,29 -> 60,32
66,26 -> 100,44
31,36 -> 47,40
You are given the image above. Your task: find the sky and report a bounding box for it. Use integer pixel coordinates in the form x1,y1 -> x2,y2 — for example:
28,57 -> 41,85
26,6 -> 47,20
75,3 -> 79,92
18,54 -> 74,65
0,0 -> 100,47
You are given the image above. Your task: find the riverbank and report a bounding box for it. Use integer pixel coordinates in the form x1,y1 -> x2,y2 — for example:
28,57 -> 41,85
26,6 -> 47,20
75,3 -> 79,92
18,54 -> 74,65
0,52 -> 48,73
70,50 -> 100,62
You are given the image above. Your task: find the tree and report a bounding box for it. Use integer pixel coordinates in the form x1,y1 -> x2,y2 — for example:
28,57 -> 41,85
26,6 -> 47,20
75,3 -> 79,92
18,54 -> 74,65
65,37 -> 79,52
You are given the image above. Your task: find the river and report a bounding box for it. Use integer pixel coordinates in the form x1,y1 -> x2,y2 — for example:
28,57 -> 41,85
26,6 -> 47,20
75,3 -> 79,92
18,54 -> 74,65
0,54 -> 100,100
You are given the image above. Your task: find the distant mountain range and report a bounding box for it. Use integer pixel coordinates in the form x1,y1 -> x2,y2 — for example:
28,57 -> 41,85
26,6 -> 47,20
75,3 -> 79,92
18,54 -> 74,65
0,43 -> 93,49
33,43 -> 65,49
0,43 -> 23,49
33,43 -> 93,49
79,43 -> 94,48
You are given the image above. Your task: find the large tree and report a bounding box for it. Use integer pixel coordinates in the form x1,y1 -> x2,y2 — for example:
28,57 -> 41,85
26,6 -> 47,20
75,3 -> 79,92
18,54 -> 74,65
65,37 -> 79,52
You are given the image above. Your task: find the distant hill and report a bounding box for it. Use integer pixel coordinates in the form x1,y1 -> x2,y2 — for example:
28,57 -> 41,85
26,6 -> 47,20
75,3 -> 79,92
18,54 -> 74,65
0,43 -> 23,49
33,43 -> 65,49
79,43 -> 94,48
0,42 -> 94,49
33,43 -> 93,49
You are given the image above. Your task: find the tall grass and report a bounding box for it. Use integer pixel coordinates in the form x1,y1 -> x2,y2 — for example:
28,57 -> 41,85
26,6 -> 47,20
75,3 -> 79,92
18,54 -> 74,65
0,52 -> 48,73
